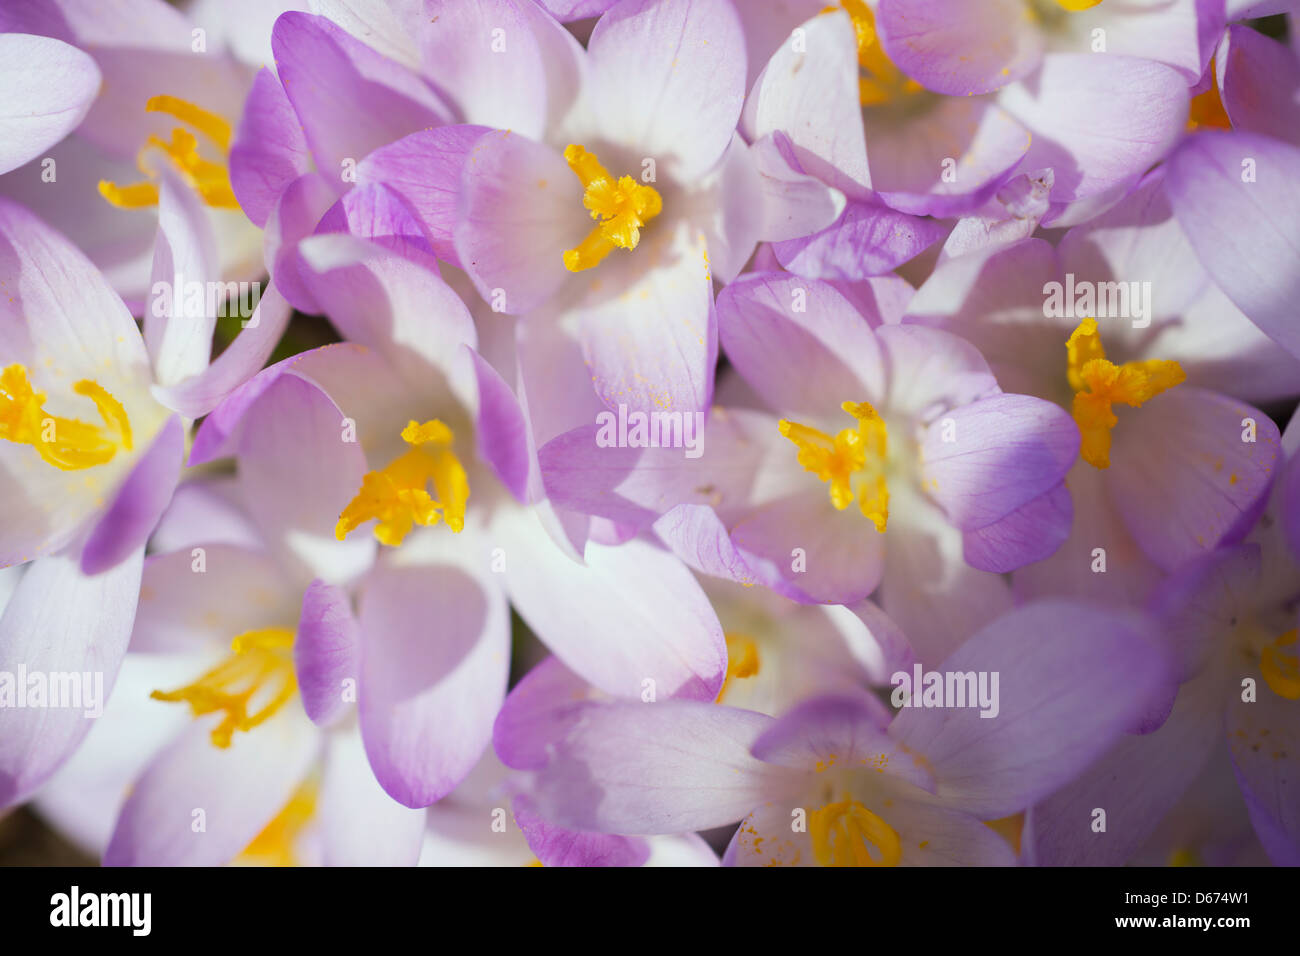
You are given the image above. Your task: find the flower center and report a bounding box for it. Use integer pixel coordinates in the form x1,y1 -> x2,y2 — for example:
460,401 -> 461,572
151,628 -> 297,749
335,420 -> 469,547
715,633 -> 761,703
809,799 -> 902,867
99,95 -> 238,210
1054,0 -> 1102,9
779,400 -> 889,531
561,144 -> 663,272
832,0 -> 926,107
1066,318 -> 1185,469
0,364 -> 132,470
238,777 -> 318,867
1187,59 -> 1232,132
1261,629 -> 1300,700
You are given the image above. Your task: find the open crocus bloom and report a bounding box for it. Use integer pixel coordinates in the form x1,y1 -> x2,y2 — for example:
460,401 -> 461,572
540,270 -> 1078,662
506,600 -> 1169,866
906,170 -> 1286,608
189,233 -> 726,808
0,193 -> 286,808
0,0 -> 271,306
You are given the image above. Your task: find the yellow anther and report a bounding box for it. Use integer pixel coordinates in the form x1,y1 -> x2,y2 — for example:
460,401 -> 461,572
1066,318 -> 1185,469
151,628 -> 297,749
561,144 -> 663,272
99,95 -> 238,210
779,400 -> 889,531
1187,59 -> 1232,132
0,364 -> 132,470
716,634 -> 761,702
1261,629 -> 1300,700
1055,0 -> 1102,10
827,0 -> 925,107
335,420 -> 470,547
809,800 -> 902,867
239,777 -> 318,867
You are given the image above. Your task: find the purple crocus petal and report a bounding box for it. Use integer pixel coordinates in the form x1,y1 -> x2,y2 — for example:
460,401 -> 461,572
962,481 -> 1072,574
229,67 -> 312,229
876,0 -> 1042,96
103,708 -> 319,866
890,600 -> 1171,819
999,54 -> 1189,203
573,222 -> 716,416
875,324 -> 1000,420
0,34 -> 99,175
1282,451 -> 1300,565
1226,673 -> 1300,866
717,272 -> 884,419
920,392 -> 1079,533
513,793 -> 652,867
1226,0 -> 1295,16
1219,26 -> 1300,146
865,98 -> 1031,218
529,699 -> 789,833
1166,131 -> 1300,361
731,490 -> 885,605
453,131 -> 586,315
773,198 -> 946,280
750,132 -> 847,243
752,694 -> 934,792
1031,670 -> 1226,866
314,183 -> 439,268
538,0 -> 620,21
584,0 -> 746,180
151,282 -> 293,420
421,0 -> 582,139
358,559 -> 509,809
295,579 -> 361,727
318,724 -> 426,866
144,173 -> 218,387
264,171 -> 340,314
1150,544 -> 1259,682
494,655 -> 598,771
150,478 -> 263,553
235,371 -> 373,587
495,509 -> 726,700
1107,388 -> 1280,571
271,12 -> 451,190
80,415 -> 184,575
0,549 -> 143,808
654,503 -> 759,586
743,8 -> 871,195
356,125 -> 492,268
132,543 -> 294,653
462,344 -> 532,504
1071,0 -> 1221,82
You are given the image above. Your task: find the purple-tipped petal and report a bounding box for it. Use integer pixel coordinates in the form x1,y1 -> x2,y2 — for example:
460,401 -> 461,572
295,579 -> 361,727
229,67 -> 312,229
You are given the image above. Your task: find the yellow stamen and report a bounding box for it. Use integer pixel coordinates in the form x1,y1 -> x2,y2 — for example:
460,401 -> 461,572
809,800 -> 902,867
1261,629 -> 1300,700
984,812 -> 1025,856
779,400 -> 889,531
561,145 -> 663,272
829,0 -> 925,107
715,634 -> 761,702
238,777 -> 318,867
1055,0 -> 1102,10
99,95 -> 238,210
335,420 -> 469,547
151,628 -> 297,749
0,364 -> 132,470
1187,59 -> 1232,132
1066,318 -> 1185,469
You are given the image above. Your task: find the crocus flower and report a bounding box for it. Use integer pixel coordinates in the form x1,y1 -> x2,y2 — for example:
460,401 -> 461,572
0,0 -> 276,305
0,33 -> 99,175
0,196 -> 287,809
1030,413 -> 1300,866
506,600 -> 1169,866
540,270 -> 1079,662
906,170 -> 1287,608
189,233 -> 727,809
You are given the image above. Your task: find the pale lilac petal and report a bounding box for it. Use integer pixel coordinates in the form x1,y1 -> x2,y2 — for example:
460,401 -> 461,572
0,34 -> 100,174
493,655 -> 597,771
513,793 -> 652,866
263,171 -> 339,314
358,562 -> 510,808
229,67 -> 311,228
464,345 -> 532,503
149,478 -> 263,553
0,550 -> 143,808
875,324 -> 1000,420
1226,671 -> 1300,865
318,723 -> 426,866
1219,25 -> 1300,146
890,600 -> 1171,819
772,199 -> 945,280
962,481 -> 1072,574
584,0 -> 746,180
750,132 -> 847,242
313,183 -> 440,268
80,415 -> 184,575
295,579 -> 361,727
1166,131 -> 1300,360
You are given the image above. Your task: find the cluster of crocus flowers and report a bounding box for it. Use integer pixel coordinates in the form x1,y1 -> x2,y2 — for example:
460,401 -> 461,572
0,0 -> 1297,869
